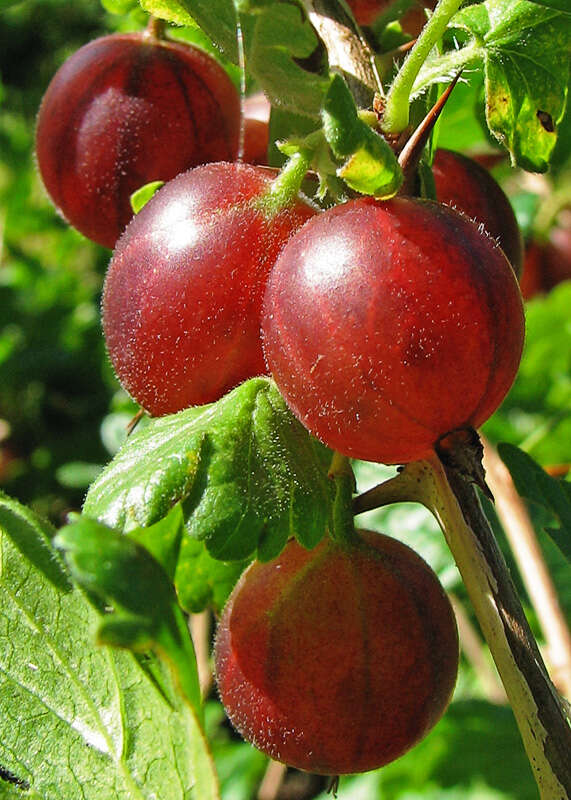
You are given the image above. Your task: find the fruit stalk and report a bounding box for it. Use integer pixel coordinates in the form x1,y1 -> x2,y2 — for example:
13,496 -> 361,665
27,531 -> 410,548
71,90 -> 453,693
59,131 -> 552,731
355,456 -> 571,798
381,0 -> 464,134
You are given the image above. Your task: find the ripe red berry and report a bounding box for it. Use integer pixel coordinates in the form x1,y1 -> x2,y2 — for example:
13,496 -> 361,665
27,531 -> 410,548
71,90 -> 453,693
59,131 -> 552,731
215,531 -> 459,775
432,148 -> 524,276
36,32 -> 241,249
347,0 -> 435,34
102,162 -> 316,416
262,196 -> 525,465
520,222 -> 571,300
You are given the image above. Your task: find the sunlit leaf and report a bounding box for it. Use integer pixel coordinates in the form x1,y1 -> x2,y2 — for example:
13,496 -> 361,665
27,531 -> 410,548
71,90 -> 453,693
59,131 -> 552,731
84,378 -> 335,563
0,493 -> 218,800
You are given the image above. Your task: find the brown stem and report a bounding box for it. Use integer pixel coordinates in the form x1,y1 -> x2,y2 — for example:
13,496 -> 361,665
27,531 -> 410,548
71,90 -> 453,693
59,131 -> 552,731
144,15 -> 167,40
397,70 -> 461,189
256,760 -> 287,800
300,0 -> 381,107
189,611 -> 213,698
437,456 -> 571,798
482,438 -> 571,699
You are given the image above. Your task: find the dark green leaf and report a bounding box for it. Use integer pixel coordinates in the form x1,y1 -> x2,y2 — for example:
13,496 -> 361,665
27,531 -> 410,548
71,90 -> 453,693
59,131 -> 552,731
83,378 -> 335,563
128,503 -> 186,582
497,443 -> 571,562
0,494 -> 218,799
523,0 -> 571,12
175,537 -> 247,613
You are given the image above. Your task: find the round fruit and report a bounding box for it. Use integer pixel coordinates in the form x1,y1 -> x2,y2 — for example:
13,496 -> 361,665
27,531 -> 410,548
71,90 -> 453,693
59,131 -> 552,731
102,162 -> 316,416
215,530 -> 459,775
36,31 -> 241,249
262,196 -> 525,465
432,148 -> 524,276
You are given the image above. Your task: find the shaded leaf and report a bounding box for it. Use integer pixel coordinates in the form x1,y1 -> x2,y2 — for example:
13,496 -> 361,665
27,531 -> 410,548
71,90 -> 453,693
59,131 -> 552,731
497,443 -> 571,562
175,537 -> 247,614
245,3 -> 329,117
55,513 -> 202,716
523,0 -> 571,12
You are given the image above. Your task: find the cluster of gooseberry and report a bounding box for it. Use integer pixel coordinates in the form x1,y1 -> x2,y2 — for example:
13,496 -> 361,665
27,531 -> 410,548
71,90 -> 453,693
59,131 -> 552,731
36,16 -> 526,780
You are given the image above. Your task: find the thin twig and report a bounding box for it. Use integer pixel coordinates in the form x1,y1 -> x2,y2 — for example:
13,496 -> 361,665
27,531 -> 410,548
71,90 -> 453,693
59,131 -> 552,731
189,611 -> 214,698
257,760 -> 287,800
482,438 -> 571,699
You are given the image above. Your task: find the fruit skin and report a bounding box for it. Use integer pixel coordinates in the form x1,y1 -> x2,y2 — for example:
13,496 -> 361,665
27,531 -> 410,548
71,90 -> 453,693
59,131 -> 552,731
36,32 -> 241,249
262,196 -> 525,465
215,530 -> 459,775
348,0 -> 435,34
102,162 -> 315,416
520,223 -> 571,300
432,148 -> 524,277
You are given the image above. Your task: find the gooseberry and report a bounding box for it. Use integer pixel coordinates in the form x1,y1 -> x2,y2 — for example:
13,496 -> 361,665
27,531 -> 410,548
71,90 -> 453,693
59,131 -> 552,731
432,148 -> 524,276
102,161 -> 316,416
36,31 -> 241,248
215,530 -> 459,775
262,196 -> 525,464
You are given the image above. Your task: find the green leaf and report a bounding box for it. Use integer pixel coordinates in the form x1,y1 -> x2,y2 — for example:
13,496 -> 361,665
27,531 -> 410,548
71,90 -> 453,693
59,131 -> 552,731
497,444 -> 571,562
140,0 -> 238,58
83,377 -> 335,564
130,181 -> 164,214
101,0 -> 138,13
175,537 -> 247,614
524,0 -> 571,12
322,74 -> 403,196
55,513 -> 202,716
0,493 -> 219,800
139,0 -> 198,28
451,0 -> 571,171
245,3 -> 329,117
126,505 -> 246,614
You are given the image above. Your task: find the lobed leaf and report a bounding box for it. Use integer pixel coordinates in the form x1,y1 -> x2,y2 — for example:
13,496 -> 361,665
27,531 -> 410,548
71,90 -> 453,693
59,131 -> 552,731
83,377 -> 335,567
450,0 -> 571,171
0,493 -> 218,800
244,3 -> 330,117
